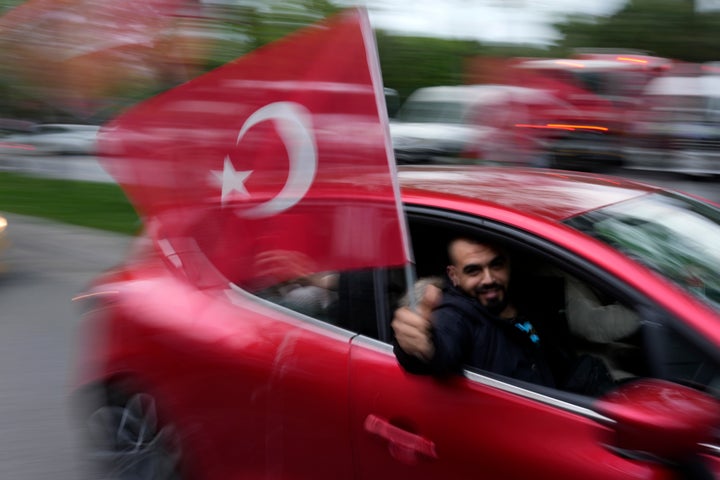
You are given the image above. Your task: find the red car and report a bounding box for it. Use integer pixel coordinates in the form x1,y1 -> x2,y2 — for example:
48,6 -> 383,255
75,164 -> 720,480
72,8 -> 720,480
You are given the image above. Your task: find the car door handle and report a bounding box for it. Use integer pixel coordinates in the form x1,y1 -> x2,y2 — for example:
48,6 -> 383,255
364,414 -> 438,463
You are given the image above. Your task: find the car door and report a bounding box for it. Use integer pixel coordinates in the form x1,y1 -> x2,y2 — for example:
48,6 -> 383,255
249,300 -> 356,480
102,277 -> 357,480
348,337 -> 664,480
347,209 -> 720,479
211,267 -> 394,480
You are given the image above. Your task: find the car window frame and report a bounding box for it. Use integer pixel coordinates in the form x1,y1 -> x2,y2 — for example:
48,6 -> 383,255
244,266 -> 397,342
402,204 -> 720,398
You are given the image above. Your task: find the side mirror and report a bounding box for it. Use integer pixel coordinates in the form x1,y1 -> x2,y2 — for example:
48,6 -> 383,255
595,378 -> 720,463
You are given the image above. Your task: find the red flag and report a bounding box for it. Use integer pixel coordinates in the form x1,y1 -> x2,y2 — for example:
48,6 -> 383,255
100,8 -> 411,290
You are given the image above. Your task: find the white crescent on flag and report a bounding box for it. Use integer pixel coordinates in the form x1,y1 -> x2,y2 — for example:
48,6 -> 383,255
210,101 -> 317,218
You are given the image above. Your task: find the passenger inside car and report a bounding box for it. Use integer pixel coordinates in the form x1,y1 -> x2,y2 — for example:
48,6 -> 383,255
254,264 -> 406,342
400,269 -> 642,383
395,219 -> 649,393
251,219 -> 646,394
393,235 -> 619,395
255,271 -> 339,320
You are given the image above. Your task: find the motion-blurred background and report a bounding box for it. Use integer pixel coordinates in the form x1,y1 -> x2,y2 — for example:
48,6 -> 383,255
2,0 -> 720,176
1,3 -> 720,479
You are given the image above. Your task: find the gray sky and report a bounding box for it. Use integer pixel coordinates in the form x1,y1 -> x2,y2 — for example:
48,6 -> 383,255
334,0 -> 626,45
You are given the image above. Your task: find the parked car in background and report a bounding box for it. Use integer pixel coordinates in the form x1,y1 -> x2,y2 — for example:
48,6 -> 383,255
389,84 -> 583,168
461,53 -> 677,171
389,85 -> 490,164
0,123 -> 100,156
624,74 -> 720,176
0,118 -> 36,136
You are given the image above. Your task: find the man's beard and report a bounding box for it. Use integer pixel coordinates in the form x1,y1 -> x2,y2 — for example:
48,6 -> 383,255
475,283 -> 508,315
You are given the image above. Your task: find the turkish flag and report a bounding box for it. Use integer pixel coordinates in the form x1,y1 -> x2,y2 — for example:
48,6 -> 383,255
100,8 -> 411,290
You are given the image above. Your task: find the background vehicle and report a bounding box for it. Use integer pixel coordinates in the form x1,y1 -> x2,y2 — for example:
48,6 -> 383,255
389,84 -> 571,166
467,52 -> 674,170
0,118 -> 36,136
0,123 -> 99,156
75,166 -> 720,480
624,74 -> 720,176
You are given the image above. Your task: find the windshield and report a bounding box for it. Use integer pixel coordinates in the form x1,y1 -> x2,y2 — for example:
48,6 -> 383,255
564,193 -> 720,310
397,100 -> 469,124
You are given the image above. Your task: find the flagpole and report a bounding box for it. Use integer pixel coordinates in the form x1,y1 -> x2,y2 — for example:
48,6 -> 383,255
358,7 -> 419,311
404,263 -> 418,310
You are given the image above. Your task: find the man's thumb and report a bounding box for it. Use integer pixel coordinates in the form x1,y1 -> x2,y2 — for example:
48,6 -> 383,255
422,284 -> 442,310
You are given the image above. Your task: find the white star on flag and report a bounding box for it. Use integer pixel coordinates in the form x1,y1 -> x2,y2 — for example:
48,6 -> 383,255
211,155 -> 253,205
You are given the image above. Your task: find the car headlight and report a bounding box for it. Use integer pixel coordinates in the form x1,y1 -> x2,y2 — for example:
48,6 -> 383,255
0,216 -> 6,233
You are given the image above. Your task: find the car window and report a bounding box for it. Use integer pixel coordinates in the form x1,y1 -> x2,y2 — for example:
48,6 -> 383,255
644,318 -> 720,393
397,100 -> 469,124
35,125 -> 66,134
253,271 -> 340,321
520,262 -> 648,384
565,192 -> 720,311
252,267 -> 404,342
403,207 -> 720,399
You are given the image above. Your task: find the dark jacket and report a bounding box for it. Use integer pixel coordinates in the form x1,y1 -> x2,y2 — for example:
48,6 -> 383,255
395,285 -> 557,387
394,285 -> 615,395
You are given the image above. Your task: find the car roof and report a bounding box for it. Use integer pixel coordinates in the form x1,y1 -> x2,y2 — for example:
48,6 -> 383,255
406,84 -> 552,104
397,165 -> 660,222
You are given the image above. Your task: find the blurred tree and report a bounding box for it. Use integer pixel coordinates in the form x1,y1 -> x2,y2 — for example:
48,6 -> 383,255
0,0 -> 24,14
195,3 -> 547,105
248,0 -> 341,48
201,0 -> 342,69
375,31 -> 483,102
554,0 -> 720,62
9,0 -> 719,123
0,0 -> 343,121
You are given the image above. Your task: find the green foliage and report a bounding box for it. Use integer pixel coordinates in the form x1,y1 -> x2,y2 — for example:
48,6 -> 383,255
375,31 -> 483,103
247,0 -> 342,49
0,172 -> 139,235
554,0 -> 720,62
0,0 -> 24,15
202,0 -> 343,70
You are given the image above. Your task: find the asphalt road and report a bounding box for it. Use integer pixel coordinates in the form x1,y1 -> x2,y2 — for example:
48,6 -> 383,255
0,213 -> 132,479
